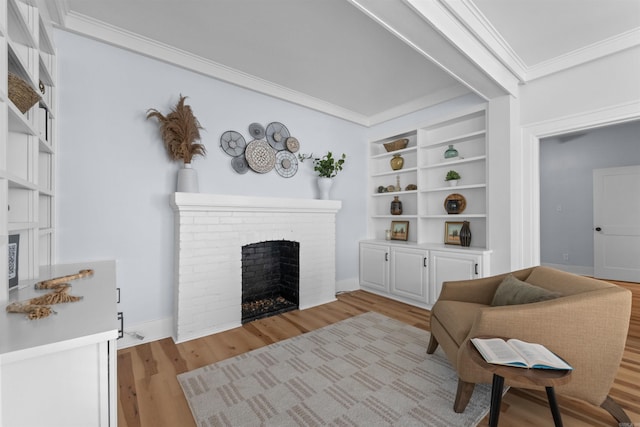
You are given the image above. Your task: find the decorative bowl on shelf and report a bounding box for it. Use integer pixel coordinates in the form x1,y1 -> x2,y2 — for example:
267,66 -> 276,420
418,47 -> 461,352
444,193 -> 466,214
383,138 -> 408,152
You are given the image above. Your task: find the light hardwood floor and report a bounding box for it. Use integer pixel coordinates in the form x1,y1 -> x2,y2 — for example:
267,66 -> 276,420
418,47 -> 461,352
118,281 -> 640,427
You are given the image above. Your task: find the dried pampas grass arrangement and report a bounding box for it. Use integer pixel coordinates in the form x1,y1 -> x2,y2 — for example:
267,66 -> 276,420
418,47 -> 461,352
147,95 -> 206,164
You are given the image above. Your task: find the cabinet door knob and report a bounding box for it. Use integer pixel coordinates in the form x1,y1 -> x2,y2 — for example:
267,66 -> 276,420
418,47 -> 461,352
385,253 -> 388,262
423,257 -> 427,267
475,263 -> 478,275
595,227 -> 602,232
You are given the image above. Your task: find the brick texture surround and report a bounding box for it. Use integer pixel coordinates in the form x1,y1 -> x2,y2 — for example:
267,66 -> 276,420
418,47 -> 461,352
170,193 -> 342,343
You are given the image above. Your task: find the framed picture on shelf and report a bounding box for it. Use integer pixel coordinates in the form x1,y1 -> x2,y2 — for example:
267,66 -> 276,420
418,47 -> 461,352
8,234 -> 19,290
444,221 -> 464,245
390,221 -> 409,241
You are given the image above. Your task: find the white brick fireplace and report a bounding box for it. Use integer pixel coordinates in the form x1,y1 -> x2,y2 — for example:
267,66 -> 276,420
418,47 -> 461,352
170,193 -> 342,343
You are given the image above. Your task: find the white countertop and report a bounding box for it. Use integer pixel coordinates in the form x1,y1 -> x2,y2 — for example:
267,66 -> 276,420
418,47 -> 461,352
0,260 -> 119,363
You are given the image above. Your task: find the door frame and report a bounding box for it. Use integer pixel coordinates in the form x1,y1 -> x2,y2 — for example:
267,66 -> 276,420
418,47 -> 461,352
515,101 -> 640,270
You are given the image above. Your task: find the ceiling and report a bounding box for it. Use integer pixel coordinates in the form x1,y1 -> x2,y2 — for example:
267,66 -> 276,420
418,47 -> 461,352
49,0 -> 640,126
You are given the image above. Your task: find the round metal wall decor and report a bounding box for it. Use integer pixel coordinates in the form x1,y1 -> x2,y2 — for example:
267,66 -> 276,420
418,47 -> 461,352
285,136 -> 299,153
245,140 -> 276,173
231,156 -> 250,174
274,151 -> 298,178
220,131 -> 246,157
219,121 -> 301,177
248,123 -> 265,139
266,122 -> 290,151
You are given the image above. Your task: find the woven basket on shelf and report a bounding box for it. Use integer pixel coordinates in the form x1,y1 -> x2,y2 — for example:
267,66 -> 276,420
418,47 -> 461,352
383,138 -> 409,152
8,73 -> 41,114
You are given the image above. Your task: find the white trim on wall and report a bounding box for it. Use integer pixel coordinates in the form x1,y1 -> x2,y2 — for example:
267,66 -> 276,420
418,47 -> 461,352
516,100 -> 640,269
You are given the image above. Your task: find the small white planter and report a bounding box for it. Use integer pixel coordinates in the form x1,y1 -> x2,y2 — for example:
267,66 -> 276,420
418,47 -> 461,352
317,177 -> 333,199
177,163 -> 199,193
448,180 -> 458,187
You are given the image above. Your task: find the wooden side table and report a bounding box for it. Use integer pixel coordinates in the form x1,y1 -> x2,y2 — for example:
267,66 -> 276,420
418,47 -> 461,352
467,339 -> 572,427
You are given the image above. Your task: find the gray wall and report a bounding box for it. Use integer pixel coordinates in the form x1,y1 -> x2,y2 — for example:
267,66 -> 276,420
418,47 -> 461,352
56,30 -> 368,325
540,120 -> 640,272
55,29 -> 480,329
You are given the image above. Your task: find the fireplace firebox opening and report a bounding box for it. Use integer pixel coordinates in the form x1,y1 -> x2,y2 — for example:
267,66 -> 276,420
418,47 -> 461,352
241,240 -> 299,323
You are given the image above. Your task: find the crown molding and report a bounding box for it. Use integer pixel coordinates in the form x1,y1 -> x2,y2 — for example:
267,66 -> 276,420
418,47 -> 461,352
440,0 -> 640,83
440,0 -> 527,83
367,84 -> 470,126
42,0 -> 69,27
59,12 -> 373,126
401,0 -> 520,96
57,10 -> 476,127
526,28 -> 640,81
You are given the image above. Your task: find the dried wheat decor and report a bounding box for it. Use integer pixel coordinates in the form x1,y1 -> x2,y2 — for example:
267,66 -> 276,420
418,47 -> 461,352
146,95 -> 206,164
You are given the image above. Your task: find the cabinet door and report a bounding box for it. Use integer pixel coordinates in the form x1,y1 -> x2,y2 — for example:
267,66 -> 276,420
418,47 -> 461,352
429,251 -> 481,303
390,247 -> 428,303
359,243 -> 389,292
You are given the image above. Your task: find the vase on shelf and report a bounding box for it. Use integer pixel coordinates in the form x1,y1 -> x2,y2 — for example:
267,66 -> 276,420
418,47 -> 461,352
390,154 -> 404,170
317,177 -> 333,200
390,196 -> 403,215
444,144 -> 458,159
177,163 -> 199,192
460,221 -> 472,247
446,199 -> 460,214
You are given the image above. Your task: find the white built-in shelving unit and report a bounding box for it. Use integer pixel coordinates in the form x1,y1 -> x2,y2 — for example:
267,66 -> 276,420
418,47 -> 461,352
360,104 -> 491,308
0,0 -> 56,303
367,104 -> 488,246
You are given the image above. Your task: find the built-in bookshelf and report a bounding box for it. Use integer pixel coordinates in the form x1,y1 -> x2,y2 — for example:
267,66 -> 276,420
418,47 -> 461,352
0,0 -> 56,302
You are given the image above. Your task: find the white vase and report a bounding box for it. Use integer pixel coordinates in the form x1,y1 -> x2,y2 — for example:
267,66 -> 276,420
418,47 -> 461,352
448,180 -> 458,187
177,163 -> 199,193
317,177 -> 333,200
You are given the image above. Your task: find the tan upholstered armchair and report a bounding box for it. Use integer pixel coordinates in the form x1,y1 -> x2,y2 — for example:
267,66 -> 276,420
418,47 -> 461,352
427,266 -> 632,423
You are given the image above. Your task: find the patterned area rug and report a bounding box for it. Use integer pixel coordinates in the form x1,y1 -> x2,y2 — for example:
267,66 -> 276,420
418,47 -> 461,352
178,312 -> 494,427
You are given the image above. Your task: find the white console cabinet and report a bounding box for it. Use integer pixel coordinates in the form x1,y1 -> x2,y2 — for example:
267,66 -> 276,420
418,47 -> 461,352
0,261 -> 118,427
360,241 -> 490,308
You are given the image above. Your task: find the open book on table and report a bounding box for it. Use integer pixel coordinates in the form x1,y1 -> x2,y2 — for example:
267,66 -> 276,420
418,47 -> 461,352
471,337 -> 573,370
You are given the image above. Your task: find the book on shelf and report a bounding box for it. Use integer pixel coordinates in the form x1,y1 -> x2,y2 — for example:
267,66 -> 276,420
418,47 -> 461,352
471,337 -> 572,370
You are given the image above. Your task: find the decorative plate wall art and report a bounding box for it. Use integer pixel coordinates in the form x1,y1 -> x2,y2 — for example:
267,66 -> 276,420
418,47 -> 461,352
245,140 -> 276,173
220,121 -> 301,177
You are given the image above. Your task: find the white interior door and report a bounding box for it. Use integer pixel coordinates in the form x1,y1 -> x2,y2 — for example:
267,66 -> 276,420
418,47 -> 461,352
593,165 -> 640,282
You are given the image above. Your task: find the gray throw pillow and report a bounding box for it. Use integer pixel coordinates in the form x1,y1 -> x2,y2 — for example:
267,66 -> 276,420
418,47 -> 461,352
491,274 -> 562,306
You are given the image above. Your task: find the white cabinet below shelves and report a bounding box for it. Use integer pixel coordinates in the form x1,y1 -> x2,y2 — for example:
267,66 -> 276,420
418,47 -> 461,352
359,241 -> 491,309
429,250 -> 490,302
390,246 -> 428,303
359,243 -> 389,292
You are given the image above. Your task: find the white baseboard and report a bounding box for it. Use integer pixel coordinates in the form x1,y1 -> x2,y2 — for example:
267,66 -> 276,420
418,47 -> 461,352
541,263 -> 594,277
117,278 -> 361,349
116,316 -> 173,349
336,278 -> 360,293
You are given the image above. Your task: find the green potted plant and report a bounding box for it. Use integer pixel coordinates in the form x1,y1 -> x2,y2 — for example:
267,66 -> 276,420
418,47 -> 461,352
313,152 -> 346,178
147,95 -> 206,192
299,152 -> 346,199
445,170 -> 461,186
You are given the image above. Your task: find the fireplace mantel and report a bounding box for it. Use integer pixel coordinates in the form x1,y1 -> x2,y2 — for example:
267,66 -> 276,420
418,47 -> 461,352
171,193 -> 342,213
170,193 -> 342,343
